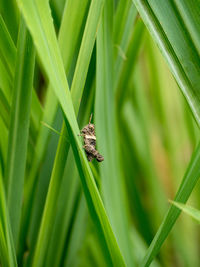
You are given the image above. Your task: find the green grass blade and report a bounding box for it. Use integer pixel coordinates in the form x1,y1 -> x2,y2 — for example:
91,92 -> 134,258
0,0 -> 19,42
95,1 -> 134,266
114,0 -> 137,89
173,0 -> 200,55
0,166 -> 17,267
141,142 -> 200,266
63,196 -> 89,267
17,0 -> 126,265
116,19 -> 144,106
0,117 -> 8,170
4,17 -> 35,245
0,15 -> 16,75
131,0 -> 200,127
0,15 -> 42,137
0,88 -> 10,128
170,201 -> 200,223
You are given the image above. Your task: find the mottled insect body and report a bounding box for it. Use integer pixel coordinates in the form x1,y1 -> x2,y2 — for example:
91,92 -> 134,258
80,115 -> 104,162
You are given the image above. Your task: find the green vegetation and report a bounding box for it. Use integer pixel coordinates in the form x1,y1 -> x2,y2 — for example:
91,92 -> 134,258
0,0 -> 200,266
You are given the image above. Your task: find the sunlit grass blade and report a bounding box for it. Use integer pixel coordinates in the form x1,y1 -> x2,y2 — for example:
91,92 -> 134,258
17,0 -> 126,265
141,142 -> 200,266
4,17 -> 35,246
170,201 -> 200,223
0,165 -> 17,267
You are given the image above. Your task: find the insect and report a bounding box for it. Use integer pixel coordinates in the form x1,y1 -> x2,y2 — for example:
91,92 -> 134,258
79,115 -> 104,162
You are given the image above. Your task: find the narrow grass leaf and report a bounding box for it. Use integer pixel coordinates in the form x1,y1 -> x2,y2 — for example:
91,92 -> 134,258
0,15 -> 42,138
0,166 -> 17,267
96,1 -> 134,266
5,17 -> 35,245
0,0 -> 19,42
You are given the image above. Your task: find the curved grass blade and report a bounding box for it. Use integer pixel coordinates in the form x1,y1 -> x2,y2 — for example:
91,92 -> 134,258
17,0 -> 126,265
4,17 -> 35,246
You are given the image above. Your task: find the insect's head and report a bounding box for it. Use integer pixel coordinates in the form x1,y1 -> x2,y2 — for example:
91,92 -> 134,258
81,127 -> 87,134
88,124 -> 95,132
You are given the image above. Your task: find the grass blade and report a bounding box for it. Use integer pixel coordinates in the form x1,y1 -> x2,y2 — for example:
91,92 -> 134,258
0,165 -> 17,267
0,15 -> 42,138
0,0 -> 19,42
5,17 -> 35,245
95,1 -> 134,266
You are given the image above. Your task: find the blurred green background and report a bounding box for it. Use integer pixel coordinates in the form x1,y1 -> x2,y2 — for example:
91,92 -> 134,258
0,0 -> 200,266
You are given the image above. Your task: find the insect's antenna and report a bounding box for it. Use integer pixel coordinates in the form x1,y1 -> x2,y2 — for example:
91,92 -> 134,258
89,113 -> 93,124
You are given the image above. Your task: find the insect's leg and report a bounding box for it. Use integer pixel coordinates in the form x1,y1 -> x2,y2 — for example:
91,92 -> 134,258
86,152 -> 94,162
96,153 -> 104,162
83,144 -> 96,155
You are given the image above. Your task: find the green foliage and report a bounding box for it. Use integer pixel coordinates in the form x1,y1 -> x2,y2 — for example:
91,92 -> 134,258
0,0 -> 200,266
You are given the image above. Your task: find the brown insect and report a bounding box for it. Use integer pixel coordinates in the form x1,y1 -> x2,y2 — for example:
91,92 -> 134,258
79,115 -> 104,162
